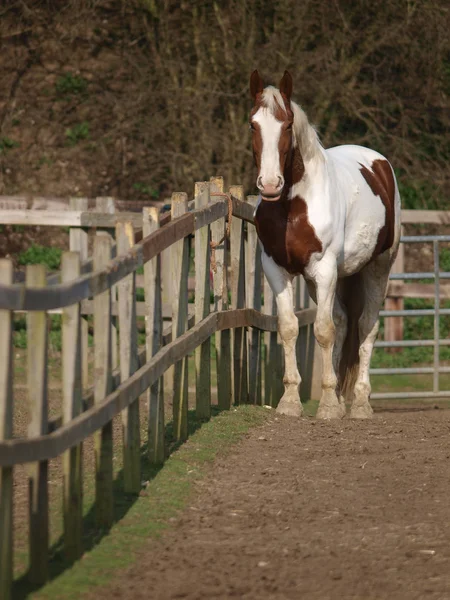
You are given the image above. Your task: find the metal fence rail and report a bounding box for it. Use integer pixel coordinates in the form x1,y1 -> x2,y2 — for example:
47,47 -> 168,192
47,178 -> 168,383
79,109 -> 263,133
371,234 -> 450,400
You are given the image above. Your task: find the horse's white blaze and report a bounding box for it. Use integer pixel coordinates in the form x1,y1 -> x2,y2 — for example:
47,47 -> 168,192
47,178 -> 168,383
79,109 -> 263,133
253,108 -> 283,190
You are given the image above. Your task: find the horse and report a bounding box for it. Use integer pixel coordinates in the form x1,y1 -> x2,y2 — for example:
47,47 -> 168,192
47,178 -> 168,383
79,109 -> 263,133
249,70 -> 401,419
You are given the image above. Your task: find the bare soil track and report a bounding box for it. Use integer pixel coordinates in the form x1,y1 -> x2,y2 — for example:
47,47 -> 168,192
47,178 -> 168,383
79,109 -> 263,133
91,409 -> 450,600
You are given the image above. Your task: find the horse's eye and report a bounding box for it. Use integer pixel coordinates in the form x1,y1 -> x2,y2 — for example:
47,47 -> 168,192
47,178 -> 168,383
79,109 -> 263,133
286,123 -> 293,131
249,122 -> 255,131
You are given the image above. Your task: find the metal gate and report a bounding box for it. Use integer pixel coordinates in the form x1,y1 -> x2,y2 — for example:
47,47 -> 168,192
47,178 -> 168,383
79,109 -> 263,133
371,234 -> 450,400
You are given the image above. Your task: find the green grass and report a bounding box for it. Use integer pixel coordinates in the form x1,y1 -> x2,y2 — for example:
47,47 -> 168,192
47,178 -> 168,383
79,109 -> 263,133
13,406 -> 270,600
65,122 -> 90,146
0,136 -> 19,153
18,245 -> 62,270
55,73 -> 88,98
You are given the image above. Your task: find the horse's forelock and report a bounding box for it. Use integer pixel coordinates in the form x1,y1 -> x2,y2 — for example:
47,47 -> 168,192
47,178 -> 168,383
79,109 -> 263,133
260,87 -> 289,116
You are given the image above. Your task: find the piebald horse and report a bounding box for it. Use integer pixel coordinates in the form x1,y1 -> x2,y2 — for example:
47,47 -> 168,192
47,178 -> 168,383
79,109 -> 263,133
250,70 -> 401,419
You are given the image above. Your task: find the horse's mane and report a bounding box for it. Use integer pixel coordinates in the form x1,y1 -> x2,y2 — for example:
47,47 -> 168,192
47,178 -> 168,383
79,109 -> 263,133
261,86 -> 323,162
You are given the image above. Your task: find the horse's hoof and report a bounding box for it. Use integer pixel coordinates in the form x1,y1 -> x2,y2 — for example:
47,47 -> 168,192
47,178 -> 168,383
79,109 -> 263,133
276,396 -> 303,417
316,397 -> 346,420
350,403 -> 373,419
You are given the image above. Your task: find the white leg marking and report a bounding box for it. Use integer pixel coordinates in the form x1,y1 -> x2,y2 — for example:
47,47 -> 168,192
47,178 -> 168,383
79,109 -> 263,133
261,251 -> 302,417
313,254 -> 346,420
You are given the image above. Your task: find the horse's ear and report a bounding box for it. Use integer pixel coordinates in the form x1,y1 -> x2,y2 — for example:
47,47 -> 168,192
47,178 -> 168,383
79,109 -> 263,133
250,70 -> 264,100
279,70 -> 293,101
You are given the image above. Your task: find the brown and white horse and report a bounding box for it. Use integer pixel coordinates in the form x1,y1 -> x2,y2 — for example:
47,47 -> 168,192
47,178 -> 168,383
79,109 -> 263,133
250,70 -> 401,419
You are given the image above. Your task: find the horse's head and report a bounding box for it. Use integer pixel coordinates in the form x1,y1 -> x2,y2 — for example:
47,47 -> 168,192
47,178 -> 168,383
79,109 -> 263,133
249,70 -> 294,202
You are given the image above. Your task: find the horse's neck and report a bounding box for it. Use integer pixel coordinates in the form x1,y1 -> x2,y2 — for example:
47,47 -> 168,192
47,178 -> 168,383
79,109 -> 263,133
287,146 -> 328,201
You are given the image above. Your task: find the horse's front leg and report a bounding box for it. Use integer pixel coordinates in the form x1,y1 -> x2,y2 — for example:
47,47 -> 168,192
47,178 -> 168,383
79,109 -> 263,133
313,255 -> 346,420
261,252 -> 302,417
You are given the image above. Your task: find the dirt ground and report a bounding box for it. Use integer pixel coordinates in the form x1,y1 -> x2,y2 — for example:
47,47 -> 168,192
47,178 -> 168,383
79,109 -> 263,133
88,408 -> 450,600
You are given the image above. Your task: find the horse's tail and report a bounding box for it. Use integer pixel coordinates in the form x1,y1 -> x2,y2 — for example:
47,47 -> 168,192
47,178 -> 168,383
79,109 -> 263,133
339,272 -> 365,400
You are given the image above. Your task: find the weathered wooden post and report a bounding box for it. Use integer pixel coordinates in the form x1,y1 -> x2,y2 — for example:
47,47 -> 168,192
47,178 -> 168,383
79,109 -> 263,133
93,235 -> 114,528
116,222 -> 141,495
61,252 -> 83,561
0,260 -> 14,599
210,176 -> 232,411
69,197 -> 89,390
194,182 -> 211,419
246,195 -> 262,405
27,264 -> 49,584
385,225 -> 404,350
96,197 -> 119,371
171,192 -> 190,441
143,207 -> 165,465
229,185 -> 248,405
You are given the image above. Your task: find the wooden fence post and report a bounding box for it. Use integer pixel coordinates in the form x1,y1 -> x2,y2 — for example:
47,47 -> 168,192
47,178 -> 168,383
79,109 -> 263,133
229,185 -> 248,405
93,235 -> 114,528
0,260 -> 14,600
116,222 -> 141,495
385,224 -> 405,350
246,195 -> 262,405
194,182 -> 211,419
61,251 -> 83,561
26,264 -> 49,584
96,197 -> 118,371
143,207 -> 165,465
210,176 -> 232,411
171,193 -> 189,441
69,197 -> 89,390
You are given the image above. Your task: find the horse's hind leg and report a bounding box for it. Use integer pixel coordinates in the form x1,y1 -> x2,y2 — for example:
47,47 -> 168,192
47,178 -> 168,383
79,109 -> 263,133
333,292 -> 348,411
350,253 -> 391,419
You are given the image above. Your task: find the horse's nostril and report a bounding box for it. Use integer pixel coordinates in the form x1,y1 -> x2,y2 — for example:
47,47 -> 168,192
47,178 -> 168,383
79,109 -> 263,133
257,176 -> 263,190
278,176 -> 284,189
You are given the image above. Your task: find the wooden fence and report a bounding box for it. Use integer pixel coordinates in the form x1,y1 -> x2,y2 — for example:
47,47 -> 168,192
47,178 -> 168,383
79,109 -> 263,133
0,179 -> 318,599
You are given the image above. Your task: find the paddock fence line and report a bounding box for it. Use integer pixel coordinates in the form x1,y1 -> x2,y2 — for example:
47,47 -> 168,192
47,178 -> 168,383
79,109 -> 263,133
0,178 -> 317,599
371,234 -> 450,401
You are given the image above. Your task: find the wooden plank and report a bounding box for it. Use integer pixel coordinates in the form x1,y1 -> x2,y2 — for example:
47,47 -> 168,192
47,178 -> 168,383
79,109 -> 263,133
229,185 -> 248,405
210,177 -> 232,411
0,307 -> 317,467
116,222 -> 141,495
401,210 -> 450,224
26,264 -> 49,585
143,208 -> 165,465
171,193 -> 190,441
246,195 -> 262,405
0,260 -> 13,600
69,198 -> 89,391
0,209 -> 144,228
385,224 -> 405,350
61,252 -> 83,562
194,182 -> 211,420
93,235 -> 114,529
386,282 -> 450,299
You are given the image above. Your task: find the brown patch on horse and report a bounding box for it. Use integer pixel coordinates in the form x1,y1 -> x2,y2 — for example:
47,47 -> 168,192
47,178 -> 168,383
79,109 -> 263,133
254,196 -> 322,275
360,159 -> 396,257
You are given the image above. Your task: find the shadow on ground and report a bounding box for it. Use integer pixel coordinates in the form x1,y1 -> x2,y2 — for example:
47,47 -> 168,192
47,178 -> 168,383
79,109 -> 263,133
12,407 -> 221,599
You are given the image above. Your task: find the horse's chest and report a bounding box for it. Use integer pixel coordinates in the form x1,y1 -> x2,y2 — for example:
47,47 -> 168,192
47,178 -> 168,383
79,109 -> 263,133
254,197 -> 322,275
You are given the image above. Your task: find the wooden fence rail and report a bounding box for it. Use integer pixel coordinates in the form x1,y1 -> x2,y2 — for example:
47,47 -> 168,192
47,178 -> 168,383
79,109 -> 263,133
0,178 -> 316,600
